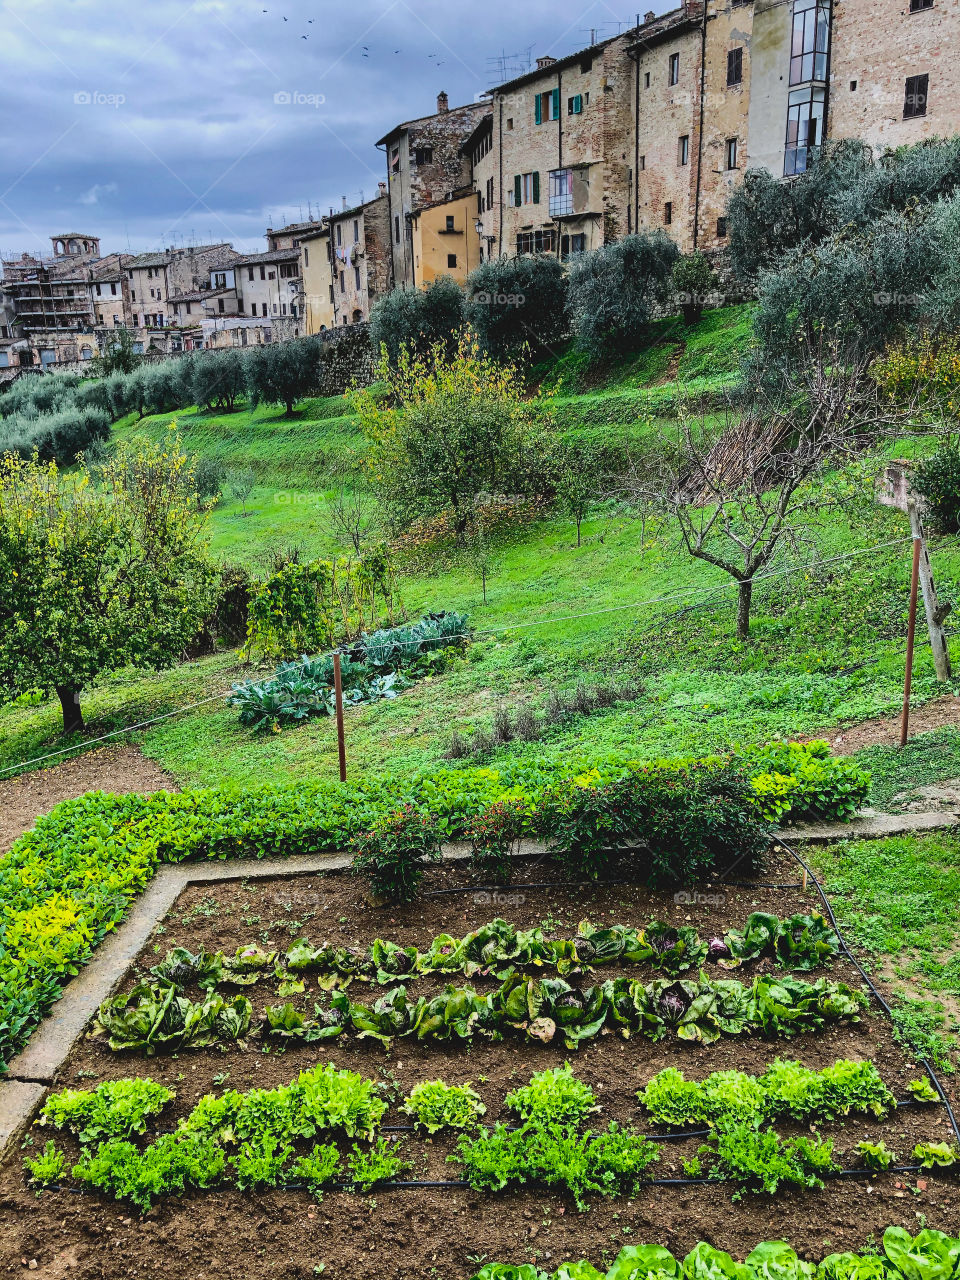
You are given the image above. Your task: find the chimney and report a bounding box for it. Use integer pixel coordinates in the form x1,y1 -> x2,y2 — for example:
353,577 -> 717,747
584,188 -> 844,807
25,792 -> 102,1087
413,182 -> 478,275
341,196 -> 348,211
378,181 -> 387,197
437,90 -> 449,113
644,10 -> 655,20
536,55 -> 557,70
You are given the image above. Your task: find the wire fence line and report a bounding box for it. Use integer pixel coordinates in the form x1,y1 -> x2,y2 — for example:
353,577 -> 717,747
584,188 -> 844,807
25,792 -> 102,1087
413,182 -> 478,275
0,533 -> 920,782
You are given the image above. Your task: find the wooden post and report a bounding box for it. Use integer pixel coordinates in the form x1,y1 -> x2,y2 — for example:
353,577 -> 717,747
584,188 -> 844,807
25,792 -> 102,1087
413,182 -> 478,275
333,652 -> 347,782
900,536 -> 923,748
908,501 -> 952,682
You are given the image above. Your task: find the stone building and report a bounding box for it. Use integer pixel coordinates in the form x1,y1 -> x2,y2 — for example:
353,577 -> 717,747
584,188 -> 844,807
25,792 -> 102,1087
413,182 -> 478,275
410,188 -> 483,287
233,248 -> 302,323
298,224 -> 336,335
377,93 -> 490,289
327,191 -> 392,325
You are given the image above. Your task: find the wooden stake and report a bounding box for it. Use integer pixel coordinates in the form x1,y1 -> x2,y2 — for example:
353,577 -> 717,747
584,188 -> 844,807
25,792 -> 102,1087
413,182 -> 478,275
908,501 -> 952,682
900,537 -> 923,748
333,652 -> 347,782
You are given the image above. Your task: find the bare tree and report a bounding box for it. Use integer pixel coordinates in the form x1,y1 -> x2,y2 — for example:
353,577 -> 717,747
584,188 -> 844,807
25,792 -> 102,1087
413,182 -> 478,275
323,482 -> 380,555
626,335 -> 915,639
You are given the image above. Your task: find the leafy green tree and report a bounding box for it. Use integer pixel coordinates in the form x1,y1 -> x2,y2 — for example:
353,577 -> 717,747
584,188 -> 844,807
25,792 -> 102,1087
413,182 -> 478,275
672,252 -> 718,326
567,233 -> 679,362
91,327 -> 142,377
0,433 -> 218,734
369,277 -> 465,365
554,444 -> 603,546
245,337 -> 320,417
466,254 -> 567,360
353,332 -> 552,536
190,349 -> 246,413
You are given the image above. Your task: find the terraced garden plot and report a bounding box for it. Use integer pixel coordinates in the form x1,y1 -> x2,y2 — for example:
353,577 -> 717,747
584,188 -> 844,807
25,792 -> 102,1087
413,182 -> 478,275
3,853 -> 960,1280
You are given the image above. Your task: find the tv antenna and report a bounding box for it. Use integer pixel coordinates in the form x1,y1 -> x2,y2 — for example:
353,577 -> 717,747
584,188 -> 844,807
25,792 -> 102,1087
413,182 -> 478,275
486,45 -> 533,82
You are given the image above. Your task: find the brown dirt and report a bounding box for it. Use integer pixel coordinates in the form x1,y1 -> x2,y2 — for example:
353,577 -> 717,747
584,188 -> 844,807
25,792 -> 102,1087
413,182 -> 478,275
810,694 -> 960,755
0,747 -> 176,855
2,854 -> 958,1280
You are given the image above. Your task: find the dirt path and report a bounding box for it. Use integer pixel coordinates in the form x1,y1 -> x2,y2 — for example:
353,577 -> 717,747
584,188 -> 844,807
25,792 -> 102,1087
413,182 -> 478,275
812,692 -> 960,754
0,746 -> 176,854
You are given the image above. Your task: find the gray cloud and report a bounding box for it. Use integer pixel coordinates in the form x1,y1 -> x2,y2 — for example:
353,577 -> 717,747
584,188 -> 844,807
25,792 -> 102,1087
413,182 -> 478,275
0,0 -> 670,255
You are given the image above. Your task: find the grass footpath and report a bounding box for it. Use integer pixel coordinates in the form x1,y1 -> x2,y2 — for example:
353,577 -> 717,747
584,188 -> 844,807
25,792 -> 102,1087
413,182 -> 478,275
811,831 -> 960,1070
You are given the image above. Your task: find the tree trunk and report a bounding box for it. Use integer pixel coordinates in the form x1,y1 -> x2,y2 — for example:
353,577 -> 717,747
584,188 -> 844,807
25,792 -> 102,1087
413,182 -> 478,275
736,579 -> 753,640
576,516 -> 582,547
56,686 -> 84,736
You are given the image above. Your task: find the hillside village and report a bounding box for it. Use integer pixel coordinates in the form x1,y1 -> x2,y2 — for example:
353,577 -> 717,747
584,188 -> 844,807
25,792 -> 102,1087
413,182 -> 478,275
1,0 -> 956,371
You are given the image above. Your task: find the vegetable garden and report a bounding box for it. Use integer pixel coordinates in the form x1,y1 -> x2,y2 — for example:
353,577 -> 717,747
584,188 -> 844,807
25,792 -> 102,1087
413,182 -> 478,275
4,821 -> 960,1280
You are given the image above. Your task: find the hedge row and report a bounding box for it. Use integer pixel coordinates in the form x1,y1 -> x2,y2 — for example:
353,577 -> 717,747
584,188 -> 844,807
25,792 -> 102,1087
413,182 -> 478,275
0,742 -> 869,1071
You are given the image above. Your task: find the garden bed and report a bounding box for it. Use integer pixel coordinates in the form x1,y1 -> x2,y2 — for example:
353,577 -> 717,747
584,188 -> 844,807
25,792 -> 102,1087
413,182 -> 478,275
2,853 -> 958,1280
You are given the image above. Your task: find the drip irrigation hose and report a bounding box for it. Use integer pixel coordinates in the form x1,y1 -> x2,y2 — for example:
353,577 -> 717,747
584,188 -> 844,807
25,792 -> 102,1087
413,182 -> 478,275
423,878 -> 805,897
774,837 -> 960,1151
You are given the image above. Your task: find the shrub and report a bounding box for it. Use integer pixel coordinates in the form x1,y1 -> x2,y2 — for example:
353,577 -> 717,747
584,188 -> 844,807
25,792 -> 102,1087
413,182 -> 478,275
467,799 -> 527,884
911,446 -> 960,534
672,253 -> 718,325
369,276 -> 466,365
467,255 -> 568,360
351,805 -> 442,903
0,404 -> 111,465
567,234 -> 679,363
245,336 -> 321,416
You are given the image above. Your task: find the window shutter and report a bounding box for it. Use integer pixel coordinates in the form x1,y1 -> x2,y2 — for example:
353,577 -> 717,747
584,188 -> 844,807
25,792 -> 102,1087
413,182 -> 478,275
551,88 -> 560,119
573,94 -> 583,114
535,93 -> 542,125
532,171 -> 541,204
514,174 -> 522,206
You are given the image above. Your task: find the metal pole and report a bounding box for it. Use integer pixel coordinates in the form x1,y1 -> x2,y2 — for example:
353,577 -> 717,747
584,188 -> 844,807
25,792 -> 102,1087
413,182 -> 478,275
333,652 -> 347,782
900,537 -> 923,748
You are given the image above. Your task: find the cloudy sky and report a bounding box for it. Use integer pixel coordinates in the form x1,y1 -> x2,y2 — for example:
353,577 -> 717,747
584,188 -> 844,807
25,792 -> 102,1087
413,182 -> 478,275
0,0 -> 666,257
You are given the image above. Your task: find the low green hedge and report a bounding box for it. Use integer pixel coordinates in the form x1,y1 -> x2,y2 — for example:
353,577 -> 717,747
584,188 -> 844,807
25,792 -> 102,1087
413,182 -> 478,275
0,741 -> 868,1072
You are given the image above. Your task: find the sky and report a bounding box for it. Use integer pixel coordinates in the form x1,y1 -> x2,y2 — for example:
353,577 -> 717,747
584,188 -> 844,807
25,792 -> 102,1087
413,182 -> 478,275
0,0 -> 670,257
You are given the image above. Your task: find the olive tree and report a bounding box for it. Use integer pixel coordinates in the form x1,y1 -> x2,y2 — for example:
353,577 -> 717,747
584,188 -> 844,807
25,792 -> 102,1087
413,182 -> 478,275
0,433 -> 218,734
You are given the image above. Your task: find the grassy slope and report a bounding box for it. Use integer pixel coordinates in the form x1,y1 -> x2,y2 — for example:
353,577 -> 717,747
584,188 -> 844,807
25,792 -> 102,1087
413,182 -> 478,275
3,302 -> 959,792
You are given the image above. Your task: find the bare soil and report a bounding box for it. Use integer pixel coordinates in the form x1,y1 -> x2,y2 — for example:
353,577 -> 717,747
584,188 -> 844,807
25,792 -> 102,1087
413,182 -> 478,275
2,854 -> 958,1280
0,747 -> 176,855
814,694 -> 960,755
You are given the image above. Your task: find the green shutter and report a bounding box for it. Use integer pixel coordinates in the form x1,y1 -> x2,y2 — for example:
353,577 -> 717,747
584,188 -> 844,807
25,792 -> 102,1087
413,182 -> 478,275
532,172 -> 540,204
534,93 -> 542,125
572,93 -> 583,114
514,174 -> 522,206
551,88 -> 560,119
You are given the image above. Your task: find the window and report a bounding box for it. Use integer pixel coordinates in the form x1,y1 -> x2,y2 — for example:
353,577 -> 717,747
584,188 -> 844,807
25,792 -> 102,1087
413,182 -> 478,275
304,247 -> 309,267
445,214 -> 455,231
185,302 -> 192,315
353,219 -> 360,241
511,172 -> 541,205
111,283 -> 117,296
664,201 -> 673,225
644,71 -> 651,89
260,265 -> 266,280
726,137 -> 739,169
790,0 -> 830,85
727,47 -> 743,86
910,0 -> 934,9
784,84 -> 826,174
447,253 -> 457,268
248,267 -> 254,281
535,89 -> 561,124
486,176 -> 494,208
639,154 -> 646,170
390,146 -> 400,174
560,232 -> 586,260
329,285 -> 335,304
580,55 -> 593,73
218,299 -> 225,313
516,229 -> 555,254
568,94 -> 583,115
268,270 -> 276,280
904,73 -> 929,118
340,272 -> 345,293
280,263 -> 298,279
395,215 -> 401,243
717,216 -> 728,238
668,52 -> 679,85
549,168 -> 574,217
354,265 -> 361,289
413,146 -> 433,165
506,117 -> 514,130
850,79 -> 858,91
678,135 -> 690,165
